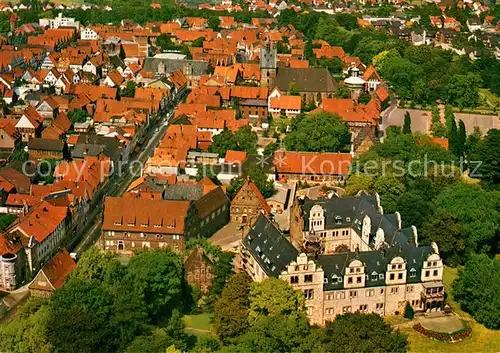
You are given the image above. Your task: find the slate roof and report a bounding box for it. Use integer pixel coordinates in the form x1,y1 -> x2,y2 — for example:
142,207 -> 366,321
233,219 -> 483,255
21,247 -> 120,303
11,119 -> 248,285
275,67 -> 336,93
300,195 -> 410,247
195,187 -> 228,219
163,184 -> 204,201
143,58 -> 209,76
318,244 -> 435,291
242,214 -> 298,277
28,138 -> 64,152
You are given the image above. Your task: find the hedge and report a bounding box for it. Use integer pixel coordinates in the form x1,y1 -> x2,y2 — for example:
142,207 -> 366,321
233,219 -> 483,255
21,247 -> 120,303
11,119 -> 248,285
413,321 -> 471,342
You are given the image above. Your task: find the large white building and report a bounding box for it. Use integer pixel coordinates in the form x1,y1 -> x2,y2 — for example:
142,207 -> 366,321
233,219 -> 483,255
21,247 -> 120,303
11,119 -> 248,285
240,194 -> 445,326
39,13 -> 80,30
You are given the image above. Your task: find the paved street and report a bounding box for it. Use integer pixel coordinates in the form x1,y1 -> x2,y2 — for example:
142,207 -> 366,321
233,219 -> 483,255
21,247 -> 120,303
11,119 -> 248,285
70,106 -> 175,256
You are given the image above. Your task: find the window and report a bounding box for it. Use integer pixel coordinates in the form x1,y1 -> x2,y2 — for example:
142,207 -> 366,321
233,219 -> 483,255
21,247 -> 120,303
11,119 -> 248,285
359,304 -> 368,312
290,276 -> 299,284
380,288 -> 384,295
409,269 -> 416,278
376,303 -> 384,310
390,273 -> 395,280
349,290 -> 357,298
391,264 -> 397,270
371,273 -> 378,281
336,291 -> 345,300
304,274 -> 313,283
398,264 -> 402,269
398,273 -> 403,280
342,306 -> 351,313
407,286 -> 414,293
325,308 -> 334,315
391,287 -> 398,294
366,289 -> 374,297
425,270 -> 430,277
379,274 -> 384,280
433,270 -> 438,276
356,276 -> 362,283
304,289 -> 314,300
348,277 -> 353,284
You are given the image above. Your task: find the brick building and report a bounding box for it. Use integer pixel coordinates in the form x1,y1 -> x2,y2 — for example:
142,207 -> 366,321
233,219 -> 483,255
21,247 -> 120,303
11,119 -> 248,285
184,247 -> 214,292
230,180 -> 271,226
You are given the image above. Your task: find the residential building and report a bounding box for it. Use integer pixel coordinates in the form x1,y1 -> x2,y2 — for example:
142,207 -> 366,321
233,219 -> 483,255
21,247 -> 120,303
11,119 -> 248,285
0,232 -> 27,291
8,201 -> 69,275
184,247 -> 214,293
230,179 -> 271,226
274,150 -> 352,185
27,138 -> 66,160
29,248 -> 76,297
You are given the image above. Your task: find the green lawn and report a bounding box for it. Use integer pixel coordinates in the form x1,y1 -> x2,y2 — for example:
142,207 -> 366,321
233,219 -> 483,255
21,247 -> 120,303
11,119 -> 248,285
401,266 -> 500,352
183,313 -> 215,337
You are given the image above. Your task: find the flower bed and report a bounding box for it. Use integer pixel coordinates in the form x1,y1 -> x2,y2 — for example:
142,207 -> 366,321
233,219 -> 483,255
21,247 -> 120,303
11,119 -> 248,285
413,321 -> 472,342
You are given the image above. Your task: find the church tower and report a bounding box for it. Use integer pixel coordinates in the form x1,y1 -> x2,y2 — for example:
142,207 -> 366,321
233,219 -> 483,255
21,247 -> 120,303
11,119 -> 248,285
260,37 -> 277,88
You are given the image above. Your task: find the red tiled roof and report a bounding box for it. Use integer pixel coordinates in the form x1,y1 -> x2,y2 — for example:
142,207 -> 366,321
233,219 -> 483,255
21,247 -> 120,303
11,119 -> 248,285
102,196 -> 190,234
0,232 -> 22,256
224,150 -> 247,164
234,180 -> 271,214
39,248 -> 76,289
274,150 -> 352,176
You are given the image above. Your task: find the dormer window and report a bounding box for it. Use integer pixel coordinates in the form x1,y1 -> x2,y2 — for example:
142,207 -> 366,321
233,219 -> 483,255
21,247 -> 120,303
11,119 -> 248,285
409,268 -> 416,278
379,274 -> 384,280
114,221 -> 121,226
371,272 -> 378,281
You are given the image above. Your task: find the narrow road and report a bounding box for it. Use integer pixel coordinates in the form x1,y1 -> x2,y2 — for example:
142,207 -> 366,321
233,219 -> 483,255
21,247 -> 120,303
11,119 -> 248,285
70,102 -> 178,257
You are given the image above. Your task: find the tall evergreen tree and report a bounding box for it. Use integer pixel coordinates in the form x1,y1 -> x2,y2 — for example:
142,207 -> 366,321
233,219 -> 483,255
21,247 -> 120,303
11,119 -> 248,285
430,105 -> 446,137
402,111 -> 412,134
457,120 -> 467,157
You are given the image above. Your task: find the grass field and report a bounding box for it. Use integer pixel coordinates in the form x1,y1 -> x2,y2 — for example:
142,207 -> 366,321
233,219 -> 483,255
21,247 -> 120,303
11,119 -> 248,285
183,313 -> 215,338
478,89 -> 500,109
400,266 -> 500,353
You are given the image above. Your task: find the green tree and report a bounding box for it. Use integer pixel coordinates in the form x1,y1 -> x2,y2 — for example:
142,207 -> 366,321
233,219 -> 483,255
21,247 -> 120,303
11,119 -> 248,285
227,177 -> 245,200
209,129 -> 238,157
322,313 -> 408,353
191,37 -> 204,47
402,111 -> 412,134
223,315 -> 322,353
124,249 -> 184,319
234,125 -> 258,154
0,214 -> 17,231
208,16 -> 220,31
284,112 -> 351,152
457,120 -> 467,157
248,278 -> 305,322
68,108 -> 88,124
403,302 -> 415,319
0,298 -> 52,353
47,279 -> 127,353
473,129 -> 500,184
70,247 -> 124,283
423,183 -> 500,264
358,91 -> 372,105
335,85 -> 351,98
213,273 -> 252,343
430,105 -> 446,138
288,82 -> 300,96
195,164 -> 220,184
445,73 -> 482,109
120,81 -> 137,98
453,254 -> 500,329
345,174 -> 373,196
248,164 -> 275,198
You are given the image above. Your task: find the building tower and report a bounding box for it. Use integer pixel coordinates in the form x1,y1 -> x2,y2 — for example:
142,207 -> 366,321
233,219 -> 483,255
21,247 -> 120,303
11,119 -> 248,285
260,37 -> 277,88
344,67 -> 365,100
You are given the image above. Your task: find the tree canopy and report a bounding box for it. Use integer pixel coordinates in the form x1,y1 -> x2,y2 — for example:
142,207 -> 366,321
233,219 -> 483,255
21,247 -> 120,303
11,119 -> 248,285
453,254 -> 500,329
284,112 -> 351,152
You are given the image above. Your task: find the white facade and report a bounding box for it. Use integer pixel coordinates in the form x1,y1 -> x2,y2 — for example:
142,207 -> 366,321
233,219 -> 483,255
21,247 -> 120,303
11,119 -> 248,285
80,27 -> 98,40
39,13 -> 80,30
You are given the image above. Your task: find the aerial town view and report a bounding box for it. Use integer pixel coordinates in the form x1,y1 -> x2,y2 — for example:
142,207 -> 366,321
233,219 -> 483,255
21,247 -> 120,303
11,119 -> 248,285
0,0 -> 498,351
